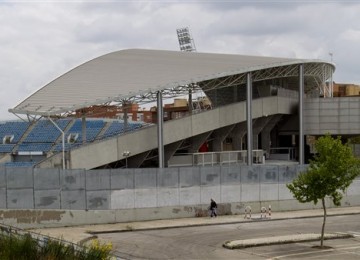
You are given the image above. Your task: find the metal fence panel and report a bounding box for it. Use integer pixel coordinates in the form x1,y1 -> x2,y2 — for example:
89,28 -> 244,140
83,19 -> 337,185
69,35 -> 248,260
6,167 -> 33,189
200,166 -> 221,186
157,168 -> 179,188
0,165 -> 5,188
0,188 -> 6,208
61,190 -> 86,209
7,189 -> 34,209
278,165 -> 298,183
110,169 -> 134,190
134,168 -> 157,189
220,165 -> 241,185
241,166 -> 260,184
34,190 -> 60,209
86,190 -> 110,210
179,167 -> 200,188
260,165 -> 279,183
34,168 -> 60,190
86,169 -> 110,191
61,169 -> 86,191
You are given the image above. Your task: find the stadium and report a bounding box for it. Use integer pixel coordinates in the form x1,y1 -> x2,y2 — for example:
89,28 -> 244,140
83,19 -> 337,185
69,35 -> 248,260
1,48 -> 336,169
1,48 -> 360,227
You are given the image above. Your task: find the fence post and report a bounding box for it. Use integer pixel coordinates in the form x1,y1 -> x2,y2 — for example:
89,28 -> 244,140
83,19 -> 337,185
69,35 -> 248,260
32,168 -> 35,209
5,167 -> 7,209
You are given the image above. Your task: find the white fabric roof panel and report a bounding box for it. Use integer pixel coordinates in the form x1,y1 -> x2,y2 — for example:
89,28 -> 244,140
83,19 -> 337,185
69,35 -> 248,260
9,48 -> 329,116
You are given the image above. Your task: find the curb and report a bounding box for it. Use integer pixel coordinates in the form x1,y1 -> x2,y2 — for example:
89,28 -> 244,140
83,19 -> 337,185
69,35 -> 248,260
89,211 -> 360,235
223,233 -> 354,249
78,234 -> 98,246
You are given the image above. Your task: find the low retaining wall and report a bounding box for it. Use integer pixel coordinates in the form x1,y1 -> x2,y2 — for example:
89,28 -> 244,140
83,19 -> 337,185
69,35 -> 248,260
1,165 -> 359,228
1,195 -> 359,229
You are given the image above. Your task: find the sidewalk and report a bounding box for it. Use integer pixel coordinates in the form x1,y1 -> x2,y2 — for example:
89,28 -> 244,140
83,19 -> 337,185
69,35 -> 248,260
29,206 -> 360,246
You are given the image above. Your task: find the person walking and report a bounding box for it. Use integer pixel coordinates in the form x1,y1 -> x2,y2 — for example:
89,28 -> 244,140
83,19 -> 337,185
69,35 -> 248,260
209,199 -> 217,217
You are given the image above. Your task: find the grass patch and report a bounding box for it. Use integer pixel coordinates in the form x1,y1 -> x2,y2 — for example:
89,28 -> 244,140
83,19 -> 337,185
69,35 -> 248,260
0,233 -> 112,260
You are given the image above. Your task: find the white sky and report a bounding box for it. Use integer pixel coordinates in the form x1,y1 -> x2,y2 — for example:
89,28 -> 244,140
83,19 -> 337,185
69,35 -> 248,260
1,0 -> 359,120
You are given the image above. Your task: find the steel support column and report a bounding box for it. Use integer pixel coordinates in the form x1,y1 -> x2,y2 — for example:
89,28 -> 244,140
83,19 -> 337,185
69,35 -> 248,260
330,66 -> 334,97
123,102 -> 128,132
49,118 -> 65,170
246,73 -> 253,165
299,64 -> 304,165
157,91 -> 164,168
188,88 -> 193,115
81,115 -> 86,144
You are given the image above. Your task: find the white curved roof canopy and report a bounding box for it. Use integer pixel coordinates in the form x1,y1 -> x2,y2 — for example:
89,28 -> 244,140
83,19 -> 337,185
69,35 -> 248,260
9,49 -> 335,116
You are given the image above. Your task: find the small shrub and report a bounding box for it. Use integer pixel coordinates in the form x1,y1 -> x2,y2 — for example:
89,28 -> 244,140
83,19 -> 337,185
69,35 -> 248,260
0,234 -> 38,260
40,239 -> 75,259
86,239 -> 113,260
0,234 -> 113,260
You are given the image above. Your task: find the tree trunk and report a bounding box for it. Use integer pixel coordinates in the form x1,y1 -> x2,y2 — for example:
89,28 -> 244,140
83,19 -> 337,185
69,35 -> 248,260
321,198 -> 327,247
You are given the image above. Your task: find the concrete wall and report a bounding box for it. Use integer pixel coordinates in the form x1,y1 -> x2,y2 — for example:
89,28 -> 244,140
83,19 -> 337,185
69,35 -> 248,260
1,165 -> 359,211
304,96 -> 360,135
0,165 -> 359,228
1,195 -> 359,229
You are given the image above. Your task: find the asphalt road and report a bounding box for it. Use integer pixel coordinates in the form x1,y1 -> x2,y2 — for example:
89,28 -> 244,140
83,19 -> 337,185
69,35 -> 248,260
98,214 -> 360,259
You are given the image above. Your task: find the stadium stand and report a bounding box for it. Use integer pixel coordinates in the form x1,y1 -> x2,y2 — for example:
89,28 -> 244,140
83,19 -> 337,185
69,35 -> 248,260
0,144 -> 15,153
5,49 -> 336,169
24,119 -> 70,143
51,119 -> 145,151
67,119 -> 106,142
17,143 -> 53,152
4,161 -> 36,167
103,120 -> 143,138
0,121 -> 30,143
1,118 -> 148,166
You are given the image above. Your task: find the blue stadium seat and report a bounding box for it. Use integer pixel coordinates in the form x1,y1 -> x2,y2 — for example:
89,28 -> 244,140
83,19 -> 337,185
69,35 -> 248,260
18,143 -> 53,152
24,119 -> 70,143
0,121 -> 30,143
67,119 -> 105,142
103,121 -> 125,138
3,161 -> 36,168
0,144 -> 15,153
0,118 -> 145,155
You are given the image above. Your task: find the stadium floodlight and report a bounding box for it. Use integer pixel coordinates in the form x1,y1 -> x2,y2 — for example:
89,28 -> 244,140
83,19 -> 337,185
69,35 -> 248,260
329,52 -> 333,62
123,150 -> 131,168
176,27 -> 196,52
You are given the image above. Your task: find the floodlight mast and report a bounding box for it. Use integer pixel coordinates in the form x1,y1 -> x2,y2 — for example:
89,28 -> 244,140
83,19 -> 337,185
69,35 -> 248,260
176,27 -> 196,52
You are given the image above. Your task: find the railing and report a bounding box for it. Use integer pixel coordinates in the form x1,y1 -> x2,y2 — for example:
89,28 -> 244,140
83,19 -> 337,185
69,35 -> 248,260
168,150 -> 265,167
269,147 -> 296,161
193,150 -> 264,166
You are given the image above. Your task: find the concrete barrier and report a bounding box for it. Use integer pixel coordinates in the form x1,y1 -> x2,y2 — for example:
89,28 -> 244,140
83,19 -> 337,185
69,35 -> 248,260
0,165 -> 359,227
0,196 -> 359,229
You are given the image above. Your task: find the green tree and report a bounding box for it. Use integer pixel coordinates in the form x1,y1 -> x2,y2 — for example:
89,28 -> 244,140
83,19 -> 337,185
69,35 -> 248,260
287,135 -> 360,247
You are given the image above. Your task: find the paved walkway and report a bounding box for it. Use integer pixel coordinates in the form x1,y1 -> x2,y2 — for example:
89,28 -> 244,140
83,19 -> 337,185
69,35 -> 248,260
29,206 -> 360,247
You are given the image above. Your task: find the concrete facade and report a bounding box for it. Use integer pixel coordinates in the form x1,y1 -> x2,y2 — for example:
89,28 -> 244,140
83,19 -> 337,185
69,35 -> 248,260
304,96 -> 360,135
59,95 -> 297,170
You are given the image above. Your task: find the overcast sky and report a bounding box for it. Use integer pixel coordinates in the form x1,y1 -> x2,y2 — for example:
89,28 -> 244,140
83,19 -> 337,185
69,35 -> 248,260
1,0 -> 359,120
